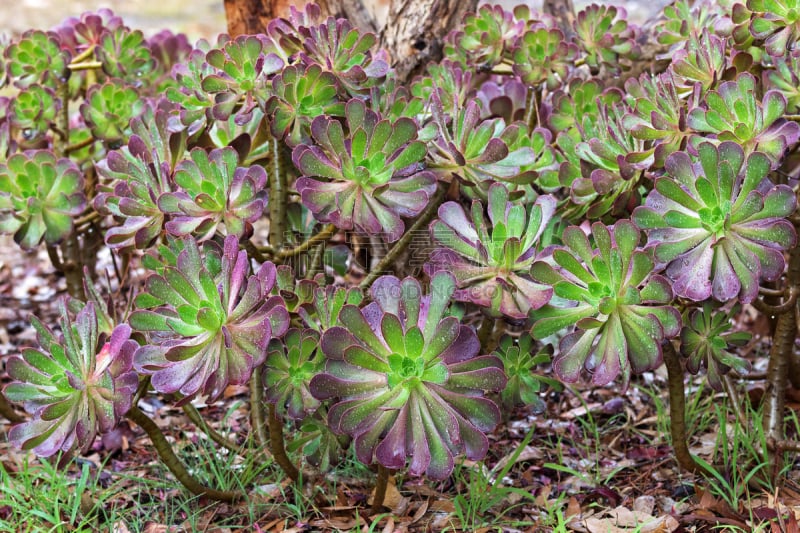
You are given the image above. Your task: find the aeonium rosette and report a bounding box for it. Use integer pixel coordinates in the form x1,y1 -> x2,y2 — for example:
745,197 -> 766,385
293,99 -> 437,242
632,142 -> 797,303
425,183 -> 555,319
3,302 -> 138,456
309,272 -> 507,480
130,235 -> 289,403
530,221 -> 681,387
681,303 -> 752,391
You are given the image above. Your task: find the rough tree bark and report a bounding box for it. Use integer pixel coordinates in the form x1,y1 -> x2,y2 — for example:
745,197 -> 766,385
223,0 -> 477,80
377,0 -> 477,80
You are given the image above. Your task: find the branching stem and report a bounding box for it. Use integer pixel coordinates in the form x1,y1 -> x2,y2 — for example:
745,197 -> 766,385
359,185 -> 446,291
267,403 -> 299,482
249,372 -> 269,448
127,405 -> 243,502
371,465 -> 391,514
663,342 -> 701,474
181,403 -> 241,454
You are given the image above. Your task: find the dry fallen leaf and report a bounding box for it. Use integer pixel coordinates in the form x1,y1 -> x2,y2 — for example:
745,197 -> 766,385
578,505 -> 679,533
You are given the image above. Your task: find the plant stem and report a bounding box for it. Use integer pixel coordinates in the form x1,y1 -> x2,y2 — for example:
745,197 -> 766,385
268,133 -> 287,252
305,243 -> 325,279
359,185 -> 447,291
181,403 -> 241,453
54,80 -> 69,156
762,242 -> 800,474
275,224 -> 336,261
64,136 -> 96,155
663,341 -> 701,474
126,405 -> 243,502
371,464 -> 390,514
61,233 -> 86,300
721,374 -> 747,429
67,61 -> 103,71
267,403 -> 299,482
249,372 -> 269,448
477,316 -> 495,349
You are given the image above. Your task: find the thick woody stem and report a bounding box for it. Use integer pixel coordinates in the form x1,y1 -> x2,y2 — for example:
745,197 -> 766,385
268,403 -> 299,482
663,342 -> 701,474
182,403 -> 241,454
127,405 -> 243,502
370,464 -> 391,514
359,185 -> 446,291
250,372 -> 269,447
762,243 -> 800,473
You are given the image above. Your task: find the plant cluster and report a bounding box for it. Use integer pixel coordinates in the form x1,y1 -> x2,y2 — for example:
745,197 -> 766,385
1,0 -> 800,518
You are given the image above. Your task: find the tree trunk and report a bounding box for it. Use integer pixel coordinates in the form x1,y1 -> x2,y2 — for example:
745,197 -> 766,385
222,0 -> 476,81
378,0 -> 477,80
224,0 -> 379,37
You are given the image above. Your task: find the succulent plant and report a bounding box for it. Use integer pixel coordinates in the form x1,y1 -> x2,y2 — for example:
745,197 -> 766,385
687,73 -> 800,165
4,30 -> 70,89
202,35 -> 285,123
493,333 -> 558,412
668,30 -> 729,98
368,77 -> 424,123
98,27 -> 155,83
0,151 -> 86,250
530,221 -> 681,387
765,51 -> 800,114
146,30 -> 193,91
746,0 -> 800,57
309,272 -> 507,479
680,303 -> 751,391
623,72 -> 692,168
562,102 -> 652,220
546,79 -> 623,134
443,4 -> 524,70
9,85 -> 59,139
632,142 -> 796,303
79,81 -> 145,145
424,93 -> 538,191
263,328 -> 323,419
512,27 -> 578,89
296,17 -> 389,96
297,283 -> 364,332
476,79 -> 528,123
166,42 -> 218,135
425,183 -> 556,319
293,98 -> 436,242
3,302 -> 138,456
94,100 -> 186,250
130,236 -> 289,404
414,61 -> 477,116
655,0 -> 728,49
55,9 -> 125,53
158,147 -> 267,241
262,63 -> 345,146
287,409 -> 348,472
572,4 -> 639,74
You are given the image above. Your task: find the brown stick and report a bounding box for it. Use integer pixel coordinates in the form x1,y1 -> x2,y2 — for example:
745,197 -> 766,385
127,405 -> 243,502
370,464 -> 390,514
663,342 -> 701,474
250,372 -> 269,447
762,244 -> 800,474
182,403 -> 241,453
268,403 -> 299,482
